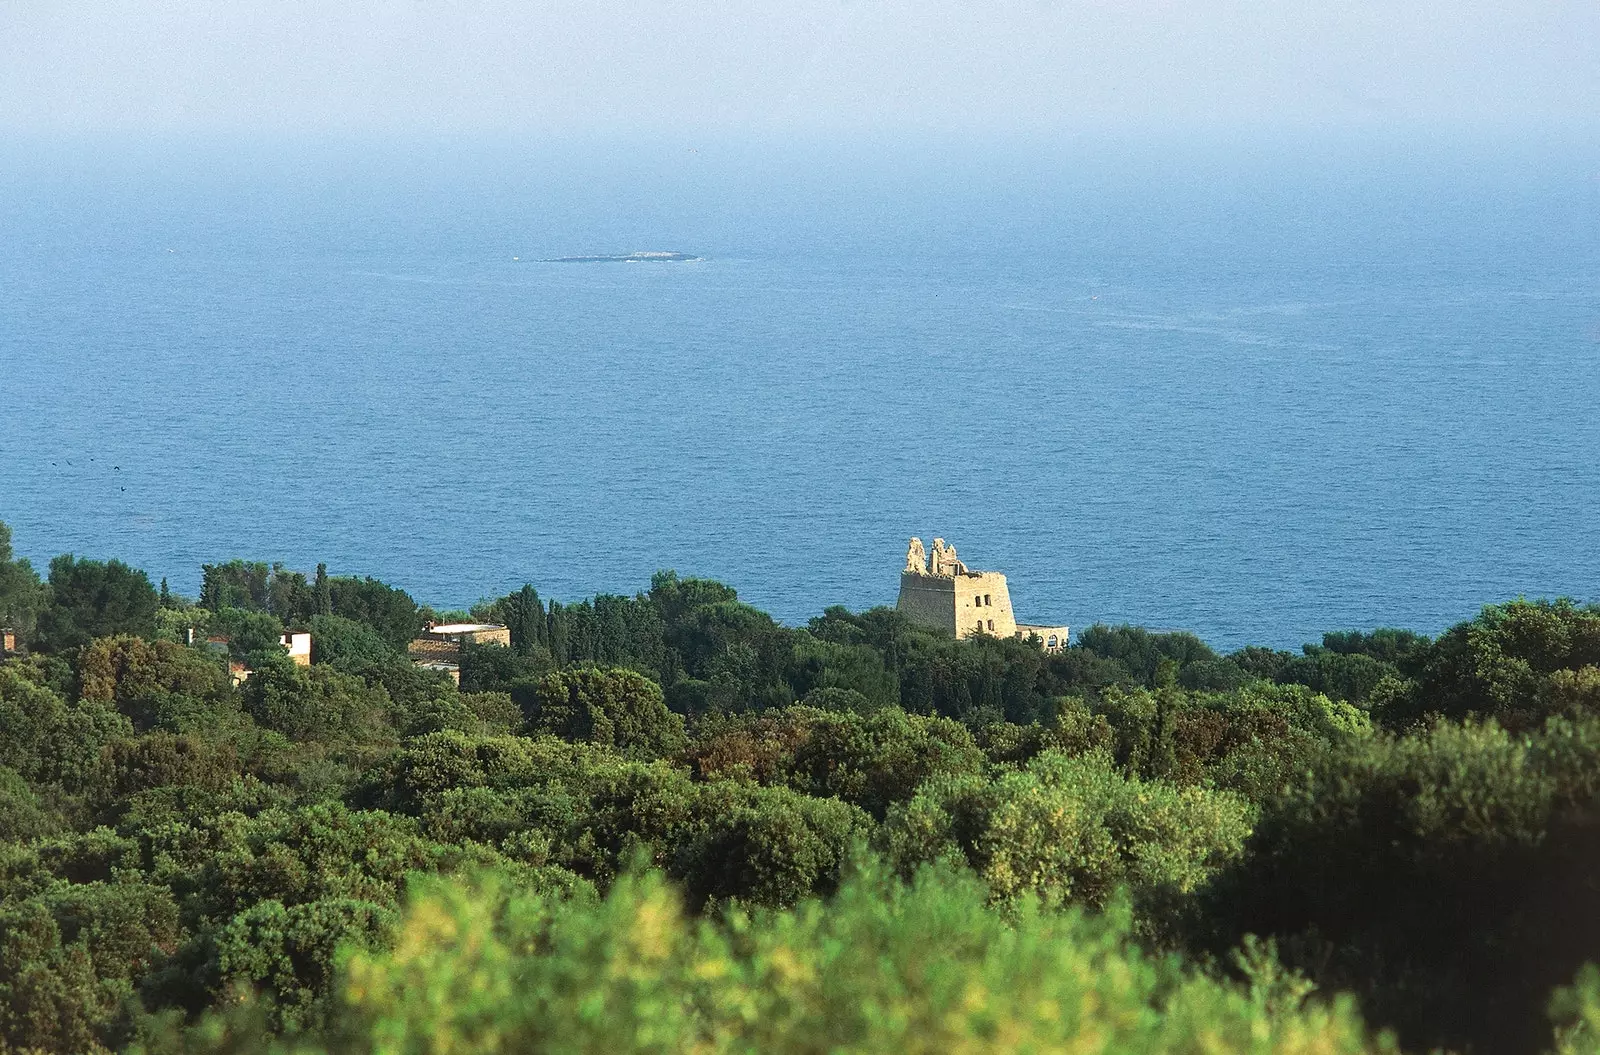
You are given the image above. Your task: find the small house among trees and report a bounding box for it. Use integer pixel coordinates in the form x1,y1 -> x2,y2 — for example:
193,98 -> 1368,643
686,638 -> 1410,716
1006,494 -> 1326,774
407,621 -> 511,683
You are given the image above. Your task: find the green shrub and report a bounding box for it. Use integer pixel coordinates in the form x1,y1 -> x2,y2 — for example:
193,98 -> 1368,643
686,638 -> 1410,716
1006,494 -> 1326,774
1416,598 -> 1600,729
240,663 -> 391,743
357,731 -> 865,905
880,749 -> 1252,925
95,733 -> 242,800
202,898 -> 398,1032
1204,717 -> 1600,1052
0,665 -> 130,788
153,861 -> 1392,1055
1551,964 -> 1600,1055
524,667 -> 686,759
0,880 -> 180,1054
684,705 -> 987,818
0,765 -> 52,841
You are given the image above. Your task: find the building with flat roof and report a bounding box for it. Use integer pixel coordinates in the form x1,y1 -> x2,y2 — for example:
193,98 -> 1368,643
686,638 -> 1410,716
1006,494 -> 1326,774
280,631 -> 311,666
417,623 -> 512,647
896,537 -> 1069,652
408,621 -> 511,684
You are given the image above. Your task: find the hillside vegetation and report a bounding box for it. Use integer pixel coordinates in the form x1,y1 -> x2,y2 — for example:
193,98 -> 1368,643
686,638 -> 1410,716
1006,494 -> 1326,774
0,522 -> 1597,1054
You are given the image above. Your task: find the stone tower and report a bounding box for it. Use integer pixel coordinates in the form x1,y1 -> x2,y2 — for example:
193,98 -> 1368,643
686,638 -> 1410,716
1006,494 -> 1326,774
896,536 -> 1018,640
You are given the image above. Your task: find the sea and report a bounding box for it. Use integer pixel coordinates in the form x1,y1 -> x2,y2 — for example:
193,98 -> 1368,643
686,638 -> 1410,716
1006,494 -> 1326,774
2,130 -> 1597,650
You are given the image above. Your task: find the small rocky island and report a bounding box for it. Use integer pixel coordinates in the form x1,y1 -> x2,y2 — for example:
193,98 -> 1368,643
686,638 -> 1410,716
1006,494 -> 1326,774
546,250 -> 701,263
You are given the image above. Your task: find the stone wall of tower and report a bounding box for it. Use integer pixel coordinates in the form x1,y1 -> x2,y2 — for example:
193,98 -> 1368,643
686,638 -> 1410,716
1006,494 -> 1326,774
952,571 -> 1017,639
897,572 -> 958,636
896,570 -> 1019,640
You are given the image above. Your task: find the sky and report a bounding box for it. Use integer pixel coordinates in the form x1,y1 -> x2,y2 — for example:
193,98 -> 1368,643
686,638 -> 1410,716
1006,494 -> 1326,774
1,0 -> 1596,137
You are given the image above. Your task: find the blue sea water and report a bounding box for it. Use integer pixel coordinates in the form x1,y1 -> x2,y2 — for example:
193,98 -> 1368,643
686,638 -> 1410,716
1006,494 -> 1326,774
2,133 -> 1597,649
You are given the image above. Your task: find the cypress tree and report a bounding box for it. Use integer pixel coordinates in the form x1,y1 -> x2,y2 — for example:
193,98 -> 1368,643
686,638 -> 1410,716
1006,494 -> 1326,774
506,584 -> 543,652
547,600 -> 570,665
314,562 -> 333,616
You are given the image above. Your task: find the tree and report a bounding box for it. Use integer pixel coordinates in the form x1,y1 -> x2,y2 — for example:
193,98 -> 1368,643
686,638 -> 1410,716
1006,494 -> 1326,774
240,661 -> 391,742
201,561 -> 316,623
210,607 -> 287,661
525,667 -> 685,759
0,665 -> 129,787
1075,624 -> 1220,686
683,706 -> 987,819
502,584 -> 544,652
1203,717 -> 1600,1052
201,560 -> 271,612
1277,648 -> 1393,704
327,577 -> 423,652
0,522 -> 44,639
0,880 -> 180,1053
1415,599 -> 1600,729
34,556 -> 158,653
677,784 -> 871,905
306,614 -> 394,669
1320,628 -> 1432,671
647,570 -> 738,629
313,563 -> 333,617
96,732 -> 242,799
76,634 -> 234,732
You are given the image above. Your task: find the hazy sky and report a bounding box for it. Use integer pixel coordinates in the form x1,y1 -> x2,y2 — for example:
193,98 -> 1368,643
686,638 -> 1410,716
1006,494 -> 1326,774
1,1 -> 1596,136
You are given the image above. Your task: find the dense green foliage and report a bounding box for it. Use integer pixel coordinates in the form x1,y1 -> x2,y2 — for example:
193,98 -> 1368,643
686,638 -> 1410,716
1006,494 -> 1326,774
1203,717 -> 1600,1053
144,863 -> 1394,1055
0,522 -> 45,637
35,556 -> 160,653
0,519 -> 1597,1053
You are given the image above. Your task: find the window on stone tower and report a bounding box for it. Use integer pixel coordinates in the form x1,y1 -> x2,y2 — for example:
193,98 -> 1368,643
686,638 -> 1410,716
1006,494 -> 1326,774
983,594 -> 990,606
987,619 -> 994,631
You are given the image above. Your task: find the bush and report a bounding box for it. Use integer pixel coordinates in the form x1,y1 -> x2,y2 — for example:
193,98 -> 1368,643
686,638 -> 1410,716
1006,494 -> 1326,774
76,635 -> 235,732
1416,598 -> 1600,729
0,880 -> 180,1054
95,733 -> 241,800
240,662 -> 391,743
881,749 -> 1252,924
683,705 -> 987,818
356,731 -> 864,906
1203,717 -> 1600,1052
0,665 -> 130,788
524,667 -> 686,759
1550,964 -> 1600,1055
201,898 -> 398,1032
154,861 -> 1392,1055
0,766 -> 52,841
674,783 -> 870,906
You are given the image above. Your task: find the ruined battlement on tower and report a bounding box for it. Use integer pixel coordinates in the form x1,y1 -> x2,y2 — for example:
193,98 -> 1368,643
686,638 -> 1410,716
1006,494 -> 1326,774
896,537 -> 1069,651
